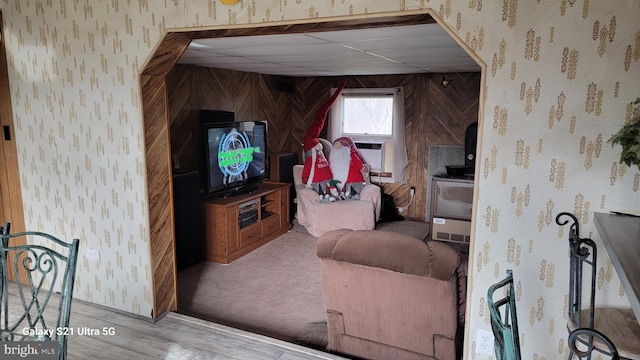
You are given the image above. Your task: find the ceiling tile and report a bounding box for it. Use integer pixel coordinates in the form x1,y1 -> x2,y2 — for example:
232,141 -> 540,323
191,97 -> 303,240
178,24 -> 480,76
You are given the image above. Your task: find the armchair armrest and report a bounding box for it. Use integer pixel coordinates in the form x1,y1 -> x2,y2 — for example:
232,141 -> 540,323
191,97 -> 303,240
359,183 -> 381,221
294,183 -> 320,226
294,184 -> 321,204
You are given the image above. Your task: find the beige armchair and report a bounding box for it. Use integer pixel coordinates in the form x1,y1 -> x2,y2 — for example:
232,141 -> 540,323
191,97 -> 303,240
317,229 -> 466,360
292,139 -> 381,237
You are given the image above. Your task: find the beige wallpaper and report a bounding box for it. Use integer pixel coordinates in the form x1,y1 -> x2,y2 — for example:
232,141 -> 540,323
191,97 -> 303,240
2,0 -> 639,358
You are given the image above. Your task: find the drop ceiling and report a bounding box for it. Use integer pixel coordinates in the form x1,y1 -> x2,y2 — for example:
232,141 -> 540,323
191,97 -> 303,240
177,23 -> 480,77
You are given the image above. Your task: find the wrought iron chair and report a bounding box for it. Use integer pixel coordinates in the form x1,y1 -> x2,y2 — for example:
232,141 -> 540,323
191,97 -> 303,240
556,212 -> 640,360
568,328 -> 620,360
487,269 -> 522,360
0,222 -> 80,360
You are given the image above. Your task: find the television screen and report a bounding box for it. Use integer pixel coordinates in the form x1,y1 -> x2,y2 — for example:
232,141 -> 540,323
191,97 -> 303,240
203,121 -> 268,196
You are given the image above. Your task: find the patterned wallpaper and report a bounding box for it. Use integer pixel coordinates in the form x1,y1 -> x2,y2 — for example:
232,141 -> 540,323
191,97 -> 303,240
1,0 -> 639,358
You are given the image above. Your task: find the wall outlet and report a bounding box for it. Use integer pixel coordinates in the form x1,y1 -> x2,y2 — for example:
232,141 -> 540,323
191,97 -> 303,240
86,248 -> 100,261
410,186 -> 415,196
476,328 -> 494,356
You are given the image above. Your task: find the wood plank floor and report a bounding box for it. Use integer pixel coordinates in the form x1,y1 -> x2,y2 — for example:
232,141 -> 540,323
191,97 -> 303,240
4,283 -> 347,360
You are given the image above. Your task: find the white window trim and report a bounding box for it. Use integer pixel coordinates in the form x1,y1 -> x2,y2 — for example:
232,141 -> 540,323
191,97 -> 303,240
329,86 -> 407,184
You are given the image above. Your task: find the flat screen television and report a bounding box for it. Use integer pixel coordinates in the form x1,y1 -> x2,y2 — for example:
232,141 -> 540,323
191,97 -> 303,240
201,121 -> 269,197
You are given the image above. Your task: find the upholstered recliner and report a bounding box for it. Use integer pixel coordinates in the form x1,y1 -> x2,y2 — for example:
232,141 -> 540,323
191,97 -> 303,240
317,229 -> 466,360
292,139 -> 381,237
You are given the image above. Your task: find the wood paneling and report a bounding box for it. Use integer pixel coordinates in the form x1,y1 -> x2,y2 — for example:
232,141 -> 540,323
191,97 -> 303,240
253,75 -> 292,153
145,14 -> 478,319
142,32 -> 192,76
142,32 -> 192,318
0,10 -> 26,233
166,70 -> 480,222
167,66 -> 293,173
426,73 -> 481,146
168,65 -> 199,171
0,11 -> 27,281
290,77 -> 335,152
142,74 -> 177,318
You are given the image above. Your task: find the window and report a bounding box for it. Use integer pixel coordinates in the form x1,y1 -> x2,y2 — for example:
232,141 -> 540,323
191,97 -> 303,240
329,87 -> 407,183
342,95 -> 393,138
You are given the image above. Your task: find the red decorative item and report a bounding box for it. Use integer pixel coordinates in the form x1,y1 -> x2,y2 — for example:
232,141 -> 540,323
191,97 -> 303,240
301,81 -> 347,185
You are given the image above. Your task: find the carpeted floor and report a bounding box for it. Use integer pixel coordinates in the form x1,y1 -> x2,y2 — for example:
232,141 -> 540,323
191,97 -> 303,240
177,219 -> 430,349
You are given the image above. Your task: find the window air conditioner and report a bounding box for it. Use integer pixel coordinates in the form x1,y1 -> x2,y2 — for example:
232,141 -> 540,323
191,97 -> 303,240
354,141 -> 384,172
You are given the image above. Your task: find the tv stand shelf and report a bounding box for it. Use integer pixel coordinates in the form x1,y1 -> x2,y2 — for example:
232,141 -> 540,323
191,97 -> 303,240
201,182 -> 292,264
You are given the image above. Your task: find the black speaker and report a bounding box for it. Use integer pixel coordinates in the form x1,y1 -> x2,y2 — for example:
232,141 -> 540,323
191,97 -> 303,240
270,152 -> 296,183
269,152 -> 297,221
465,122 -> 478,172
199,110 -> 235,124
173,171 -> 204,270
276,80 -> 294,93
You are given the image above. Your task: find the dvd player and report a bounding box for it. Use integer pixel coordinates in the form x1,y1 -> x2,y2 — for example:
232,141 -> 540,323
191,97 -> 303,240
238,209 -> 259,228
239,199 -> 258,211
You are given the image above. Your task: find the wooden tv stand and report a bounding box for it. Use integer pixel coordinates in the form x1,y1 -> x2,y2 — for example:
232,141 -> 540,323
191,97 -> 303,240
201,182 -> 292,264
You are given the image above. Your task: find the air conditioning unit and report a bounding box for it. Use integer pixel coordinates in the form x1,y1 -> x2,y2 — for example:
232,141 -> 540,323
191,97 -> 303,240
354,141 -> 384,172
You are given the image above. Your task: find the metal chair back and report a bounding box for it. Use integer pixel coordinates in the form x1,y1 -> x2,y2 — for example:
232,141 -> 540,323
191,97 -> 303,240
487,269 -> 522,360
556,212 -> 620,359
0,223 -> 9,235
0,222 -> 79,360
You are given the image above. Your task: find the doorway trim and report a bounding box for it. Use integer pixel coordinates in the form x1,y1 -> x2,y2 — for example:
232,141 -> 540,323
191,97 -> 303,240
0,10 -> 26,235
140,9 -> 486,323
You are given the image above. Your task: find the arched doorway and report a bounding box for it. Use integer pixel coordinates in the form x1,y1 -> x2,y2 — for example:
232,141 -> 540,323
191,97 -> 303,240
140,11 -> 485,322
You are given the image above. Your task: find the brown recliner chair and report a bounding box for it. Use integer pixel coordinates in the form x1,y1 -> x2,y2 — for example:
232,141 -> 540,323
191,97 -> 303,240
317,229 -> 466,360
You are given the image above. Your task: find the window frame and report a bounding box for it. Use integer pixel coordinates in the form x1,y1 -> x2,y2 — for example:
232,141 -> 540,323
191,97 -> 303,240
339,92 -> 395,141
329,86 -> 407,184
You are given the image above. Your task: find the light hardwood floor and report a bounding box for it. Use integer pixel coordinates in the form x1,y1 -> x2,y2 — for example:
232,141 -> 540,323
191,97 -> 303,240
4,283 -> 347,360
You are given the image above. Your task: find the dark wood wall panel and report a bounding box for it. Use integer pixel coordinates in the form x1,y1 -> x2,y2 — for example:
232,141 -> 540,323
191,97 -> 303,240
426,72 -> 481,146
141,31 -> 192,319
166,69 -> 480,221
0,9 -> 26,233
141,74 -> 177,318
197,67 -> 245,113
289,77 -> 339,156
0,10 -> 27,281
401,74 -> 430,220
168,65 -> 199,171
168,66 -> 294,174
253,75 -> 292,153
